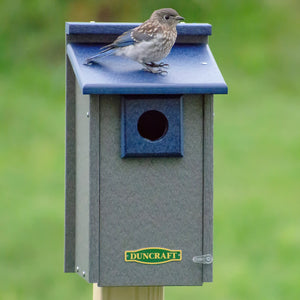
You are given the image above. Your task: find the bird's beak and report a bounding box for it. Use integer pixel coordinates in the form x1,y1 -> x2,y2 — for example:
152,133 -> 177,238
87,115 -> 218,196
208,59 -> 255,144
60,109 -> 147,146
175,16 -> 184,22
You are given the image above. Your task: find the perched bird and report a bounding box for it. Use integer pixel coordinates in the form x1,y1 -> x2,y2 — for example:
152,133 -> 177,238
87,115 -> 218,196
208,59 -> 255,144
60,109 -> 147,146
85,8 -> 184,74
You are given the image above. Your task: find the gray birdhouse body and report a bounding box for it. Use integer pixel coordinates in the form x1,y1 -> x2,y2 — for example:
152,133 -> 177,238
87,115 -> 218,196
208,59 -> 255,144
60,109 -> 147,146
65,22 -> 227,287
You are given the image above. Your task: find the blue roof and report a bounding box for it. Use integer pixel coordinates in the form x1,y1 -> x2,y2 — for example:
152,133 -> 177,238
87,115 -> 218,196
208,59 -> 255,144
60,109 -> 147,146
66,22 -> 213,36
66,23 -> 228,95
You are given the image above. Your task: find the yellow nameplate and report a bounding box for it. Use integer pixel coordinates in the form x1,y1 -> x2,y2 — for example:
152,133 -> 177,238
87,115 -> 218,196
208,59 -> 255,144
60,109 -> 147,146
125,247 -> 182,265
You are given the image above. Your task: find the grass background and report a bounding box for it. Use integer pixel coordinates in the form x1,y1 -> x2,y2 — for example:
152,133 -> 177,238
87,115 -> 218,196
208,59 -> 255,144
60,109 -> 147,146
1,0 -> 299,299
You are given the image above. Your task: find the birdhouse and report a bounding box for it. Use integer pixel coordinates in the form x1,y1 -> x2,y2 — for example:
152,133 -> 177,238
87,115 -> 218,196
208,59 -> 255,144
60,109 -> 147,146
65,22 -> 227,287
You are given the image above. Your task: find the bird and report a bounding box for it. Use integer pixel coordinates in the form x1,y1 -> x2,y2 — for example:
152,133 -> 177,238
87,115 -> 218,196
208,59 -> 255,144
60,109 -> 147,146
85,8 -> 184,74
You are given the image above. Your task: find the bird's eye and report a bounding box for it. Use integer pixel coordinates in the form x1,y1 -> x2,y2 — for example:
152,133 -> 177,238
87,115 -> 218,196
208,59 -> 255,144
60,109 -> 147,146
164,15 -> 170,20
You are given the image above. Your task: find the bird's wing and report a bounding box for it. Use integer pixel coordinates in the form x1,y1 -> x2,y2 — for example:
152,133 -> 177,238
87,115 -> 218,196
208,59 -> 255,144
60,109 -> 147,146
85,29 -> 138,63
112,26 -> 155,47
132,20 -> 162,42
112,29 -> 136,47
131,28 -> 155,42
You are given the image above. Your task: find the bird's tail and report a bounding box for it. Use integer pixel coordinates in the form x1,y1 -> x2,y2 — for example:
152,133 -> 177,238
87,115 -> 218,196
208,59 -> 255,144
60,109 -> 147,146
85,45 -> 115,64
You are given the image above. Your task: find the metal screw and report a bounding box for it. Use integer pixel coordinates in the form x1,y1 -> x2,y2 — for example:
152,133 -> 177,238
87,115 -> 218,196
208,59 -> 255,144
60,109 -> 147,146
87,112 -> 90,118
82,271 -> 86,277
206,256 -> 213,264
76,266 -> 79,272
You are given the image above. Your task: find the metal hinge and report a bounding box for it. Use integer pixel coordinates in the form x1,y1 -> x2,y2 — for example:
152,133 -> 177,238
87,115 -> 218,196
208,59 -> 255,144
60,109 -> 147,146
192,254 -> 213,264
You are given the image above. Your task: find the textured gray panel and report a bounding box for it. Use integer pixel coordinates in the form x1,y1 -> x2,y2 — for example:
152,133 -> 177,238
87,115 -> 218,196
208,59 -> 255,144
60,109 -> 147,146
98,95 -> 204,286
202,95 -> 214,282
75,81 -> 91,281
65,57 -> 76,272
89,95 -> 100,282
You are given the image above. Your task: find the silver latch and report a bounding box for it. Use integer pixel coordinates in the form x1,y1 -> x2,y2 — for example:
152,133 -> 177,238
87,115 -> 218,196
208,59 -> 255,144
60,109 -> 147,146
192,254 -> 213,264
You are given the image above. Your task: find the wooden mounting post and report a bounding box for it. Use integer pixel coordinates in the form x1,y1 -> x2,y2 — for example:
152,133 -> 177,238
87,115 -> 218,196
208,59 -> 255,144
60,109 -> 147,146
93,285 -> 164,300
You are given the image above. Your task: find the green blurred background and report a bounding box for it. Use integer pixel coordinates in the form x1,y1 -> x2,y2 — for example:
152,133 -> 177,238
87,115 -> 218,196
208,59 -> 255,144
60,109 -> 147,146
1,0 -> 299,299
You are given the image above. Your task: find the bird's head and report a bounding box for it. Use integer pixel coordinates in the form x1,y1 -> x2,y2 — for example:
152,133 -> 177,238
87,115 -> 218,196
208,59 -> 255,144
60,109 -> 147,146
151,8 -> 184,27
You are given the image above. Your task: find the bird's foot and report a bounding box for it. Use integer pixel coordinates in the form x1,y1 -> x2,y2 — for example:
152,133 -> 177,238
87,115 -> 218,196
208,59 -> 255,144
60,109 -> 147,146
145,62 -> 169,69
156,69 -> 168,75
142,67 -> 168,75
157,62 -> 169,69
143,62 -> 168,75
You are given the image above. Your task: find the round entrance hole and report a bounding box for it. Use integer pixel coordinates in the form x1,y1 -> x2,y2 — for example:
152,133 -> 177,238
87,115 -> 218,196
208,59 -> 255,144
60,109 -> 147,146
137,110 -> 169,141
